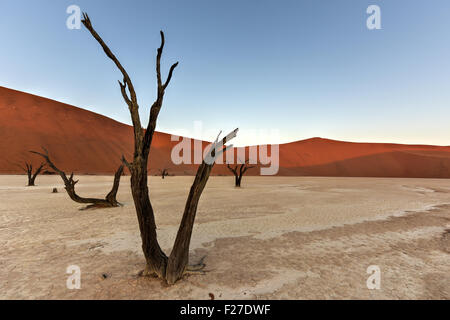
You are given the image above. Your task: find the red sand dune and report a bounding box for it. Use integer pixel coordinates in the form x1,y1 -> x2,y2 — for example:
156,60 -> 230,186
277,139 -> 450,178
1,86 -> 450,178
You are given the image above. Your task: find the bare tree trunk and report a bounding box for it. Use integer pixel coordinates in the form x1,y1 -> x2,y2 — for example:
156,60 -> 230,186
21,163 -> 45,186
26,165 -> 32,186
31,148 -> 123,209
166,131 -> 237,283
82,13 -> 238,284
166,161 -> 213,283
227,161 -> 254,187
131,158 -> 168,278
159,169 -> 169,179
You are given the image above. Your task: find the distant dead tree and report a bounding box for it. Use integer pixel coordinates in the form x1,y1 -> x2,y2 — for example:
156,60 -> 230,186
81,13 -> 237,284
20,162 -> 45,186
31,148 -> 124,209
159,168 -> 170,179
227,160 -> 255,187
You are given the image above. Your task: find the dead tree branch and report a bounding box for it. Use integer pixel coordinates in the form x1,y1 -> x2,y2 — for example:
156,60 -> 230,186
20,162 -> 45,186
30,148 -> 123,209
81,12 -> 237,283
159,168 -> 170,179
166,130 -> 237,284
227,160 -> 255,187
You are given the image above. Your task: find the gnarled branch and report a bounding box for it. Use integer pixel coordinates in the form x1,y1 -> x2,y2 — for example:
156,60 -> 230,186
81,12 -> 143,147
31,148 -> 123,208
143,32 -> 179,155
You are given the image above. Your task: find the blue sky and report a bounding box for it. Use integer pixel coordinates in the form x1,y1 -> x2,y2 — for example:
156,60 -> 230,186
0,0 -> 449,146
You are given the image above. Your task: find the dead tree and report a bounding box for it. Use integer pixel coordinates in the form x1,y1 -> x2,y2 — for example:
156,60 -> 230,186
159,168 -> 170,179
81,13 -> 238,284
31,148 -> 124,209
20,162 -> 45,186
227,160 -> 255,187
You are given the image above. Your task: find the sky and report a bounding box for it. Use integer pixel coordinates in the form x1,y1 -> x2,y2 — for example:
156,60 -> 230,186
0,0 -> 449,146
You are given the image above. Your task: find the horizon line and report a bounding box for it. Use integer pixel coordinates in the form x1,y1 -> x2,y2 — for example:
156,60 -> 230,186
1,85 -> 449,148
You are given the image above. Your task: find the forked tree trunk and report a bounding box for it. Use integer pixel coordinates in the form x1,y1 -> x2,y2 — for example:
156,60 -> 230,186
159,169 -> 169,179
31,148 -> 124,208
21,163 -> 45,186
227,161 -> 254,188
81,13 -> 238,283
